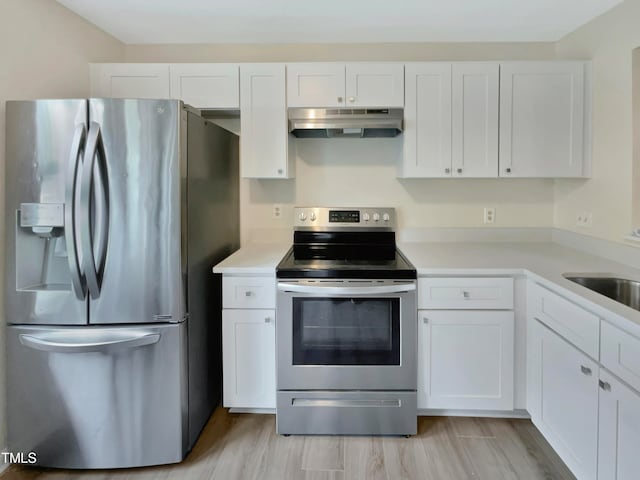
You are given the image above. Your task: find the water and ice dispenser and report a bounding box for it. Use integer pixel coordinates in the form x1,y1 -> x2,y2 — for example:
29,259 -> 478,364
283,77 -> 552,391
16,203 -> 69,291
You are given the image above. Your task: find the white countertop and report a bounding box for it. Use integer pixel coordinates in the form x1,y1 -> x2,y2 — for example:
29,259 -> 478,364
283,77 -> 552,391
212,240 -> 640,330
212,243 -> 290,275
399,241 -> 640,330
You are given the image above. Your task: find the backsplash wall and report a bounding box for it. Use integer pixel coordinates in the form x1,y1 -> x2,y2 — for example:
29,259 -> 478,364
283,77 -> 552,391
241,138 -> 555,243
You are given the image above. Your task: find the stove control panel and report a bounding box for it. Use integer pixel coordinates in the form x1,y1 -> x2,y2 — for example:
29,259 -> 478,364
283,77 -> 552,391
294,207 -> 396,230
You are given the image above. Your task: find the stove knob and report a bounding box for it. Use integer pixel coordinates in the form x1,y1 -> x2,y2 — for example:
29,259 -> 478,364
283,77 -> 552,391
310,212 -> 316,221
373,213 -> 380,222
383,213 -> 390,222
362,213 -> 370,222
299,212 -> 307,221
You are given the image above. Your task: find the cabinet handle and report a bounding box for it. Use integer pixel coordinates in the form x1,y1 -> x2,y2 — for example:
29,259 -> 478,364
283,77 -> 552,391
349,97 -> 355,103
599,380 -> 611,391
445,168 -> 450,174
264,317 -> 271,323
337,97 -> 343,103
505,168 -> 511,174
245,291 -> 254,297
277,168 -> 283,175
423,317 -> 428,324
457,168 -> 463,174
462,291 -> 470,299
580,365 -> 592,376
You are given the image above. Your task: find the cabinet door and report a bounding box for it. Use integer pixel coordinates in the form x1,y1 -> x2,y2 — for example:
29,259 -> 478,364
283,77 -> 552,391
417,310 -> 514,410
345,63 -> 404,107
169,64 -> 239,108
286,63 -> 345,107
452,63 -> 499,178
401,63 -> 452,178
90,64 -> 170,99
222,309 -> 276,409
598,370 -> 640,480
533,320 -> 598,480
499,62 -> 586,177
240,64 -> 291,178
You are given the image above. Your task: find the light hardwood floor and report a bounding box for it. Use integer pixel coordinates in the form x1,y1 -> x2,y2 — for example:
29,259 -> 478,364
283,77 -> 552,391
3,408 -> 575,480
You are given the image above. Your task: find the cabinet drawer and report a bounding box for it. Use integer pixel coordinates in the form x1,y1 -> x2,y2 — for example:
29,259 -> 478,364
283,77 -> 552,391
601,321 -> 640,393
529,283 -> 599,359
418,277 -> 513,309
223,276 -> 276,309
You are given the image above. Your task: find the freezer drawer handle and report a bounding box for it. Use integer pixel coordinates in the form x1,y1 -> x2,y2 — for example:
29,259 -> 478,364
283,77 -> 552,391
18,333 -> 160,353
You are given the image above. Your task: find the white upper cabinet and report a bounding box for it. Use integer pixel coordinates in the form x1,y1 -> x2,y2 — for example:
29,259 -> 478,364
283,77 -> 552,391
452,63 -> 499,177
345,64 -> 404,107
90,63 -> 171,99
240,63 -> 292,179
287,63 -> 404,108
499,62 -> 588,177
286,63 -> 345,107
401,63 -> 452,178
169,63 -> 239,109
401,62 -> 498,178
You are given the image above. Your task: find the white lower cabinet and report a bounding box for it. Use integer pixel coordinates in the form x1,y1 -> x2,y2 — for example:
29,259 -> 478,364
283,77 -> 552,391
417,310 -> 514,410
529,319 -> 599,480
222,309 -> 276,409
598,370 -> 640,480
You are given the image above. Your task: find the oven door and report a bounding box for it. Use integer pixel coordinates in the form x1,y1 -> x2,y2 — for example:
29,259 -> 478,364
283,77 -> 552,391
276,280 -> 416,391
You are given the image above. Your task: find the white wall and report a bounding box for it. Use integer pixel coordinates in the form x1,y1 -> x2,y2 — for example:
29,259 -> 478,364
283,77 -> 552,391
0,0 -> 124,451
554,0 -> 640,243
125,42 -> 557,243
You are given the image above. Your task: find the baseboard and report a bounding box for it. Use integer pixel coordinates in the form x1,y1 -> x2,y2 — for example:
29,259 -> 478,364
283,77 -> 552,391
418,408 -> 530,419
228,408 -> 275,414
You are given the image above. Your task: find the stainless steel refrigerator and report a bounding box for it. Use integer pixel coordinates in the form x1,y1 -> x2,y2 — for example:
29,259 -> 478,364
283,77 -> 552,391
4,99 -> 240,469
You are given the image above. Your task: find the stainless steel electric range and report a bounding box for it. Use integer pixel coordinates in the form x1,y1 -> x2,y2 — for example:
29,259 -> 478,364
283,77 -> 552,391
276,207 -> 417,436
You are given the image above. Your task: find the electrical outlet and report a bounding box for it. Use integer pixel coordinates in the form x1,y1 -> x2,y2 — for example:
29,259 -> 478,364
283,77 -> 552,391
483,207 -> 495,224
272,204 -> 282,219
576,211 -> 593,227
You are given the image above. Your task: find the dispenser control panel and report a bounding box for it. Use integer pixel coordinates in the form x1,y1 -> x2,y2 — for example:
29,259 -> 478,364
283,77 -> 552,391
20,203 -> 64,228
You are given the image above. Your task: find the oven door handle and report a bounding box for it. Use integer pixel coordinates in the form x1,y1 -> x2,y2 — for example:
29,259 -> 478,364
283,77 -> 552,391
277,283 -> 415,295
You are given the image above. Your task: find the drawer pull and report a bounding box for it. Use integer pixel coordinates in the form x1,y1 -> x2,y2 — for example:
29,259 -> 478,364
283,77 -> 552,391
462,291 -> 470,299
264,317 -> 271,323
423,317 -> 429,324
599,380 -> 611,391
580,366 -> 592,376
245,291 -> 254,297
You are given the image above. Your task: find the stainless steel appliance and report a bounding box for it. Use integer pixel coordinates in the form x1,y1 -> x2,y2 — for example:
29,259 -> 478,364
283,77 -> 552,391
4,99 -> 240,468
276,207 -> 417,436
288,108 -> 403,138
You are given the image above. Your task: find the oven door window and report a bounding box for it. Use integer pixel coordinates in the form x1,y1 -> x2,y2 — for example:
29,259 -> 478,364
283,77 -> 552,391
292,297 -> 400,365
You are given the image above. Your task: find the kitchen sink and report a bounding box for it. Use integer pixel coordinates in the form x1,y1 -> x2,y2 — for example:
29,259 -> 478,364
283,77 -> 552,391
563,274 -> 640,311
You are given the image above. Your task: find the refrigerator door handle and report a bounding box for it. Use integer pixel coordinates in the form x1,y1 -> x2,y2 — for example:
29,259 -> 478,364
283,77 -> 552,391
64,123 -> 87,300
81,122 -> 109,299
18,332 -> 160,353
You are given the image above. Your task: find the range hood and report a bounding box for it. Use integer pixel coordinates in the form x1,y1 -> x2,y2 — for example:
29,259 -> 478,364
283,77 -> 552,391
288,108 -> 403,138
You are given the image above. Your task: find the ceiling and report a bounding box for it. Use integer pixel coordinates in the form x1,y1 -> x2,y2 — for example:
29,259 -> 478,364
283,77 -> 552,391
56,0 -> 622,44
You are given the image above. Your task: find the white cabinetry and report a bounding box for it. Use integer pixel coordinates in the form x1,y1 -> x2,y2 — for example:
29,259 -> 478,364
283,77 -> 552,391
169,63 -> 239,108
401,63 -> 498,178
598,370 -> 640,480
240,63 -> 292,178
528,319 -> 598,480
499,62 -> 588,177
286,63 -> 404,108
222,309 -> 276,409
222,274 -> 277,409
417,277 -> 514,411
90,63 -> 171,99
418,310 -> 514,410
